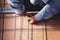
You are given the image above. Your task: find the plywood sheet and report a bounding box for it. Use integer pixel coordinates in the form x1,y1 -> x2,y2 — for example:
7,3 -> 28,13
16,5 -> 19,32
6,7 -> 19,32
47,31 -> 60,40
4,14 -> 15,29
0,31 -> 2,40
3,31 -> 14,40
1,13 -> 60,40
45,13 -> 60,40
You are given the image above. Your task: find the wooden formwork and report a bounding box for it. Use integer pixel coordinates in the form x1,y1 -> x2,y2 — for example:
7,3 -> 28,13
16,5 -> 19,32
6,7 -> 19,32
0,0 -> 60,40
0,13 -> 60,40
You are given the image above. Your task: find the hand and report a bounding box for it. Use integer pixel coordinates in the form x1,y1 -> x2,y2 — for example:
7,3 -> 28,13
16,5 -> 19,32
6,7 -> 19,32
29,16 -> 37,24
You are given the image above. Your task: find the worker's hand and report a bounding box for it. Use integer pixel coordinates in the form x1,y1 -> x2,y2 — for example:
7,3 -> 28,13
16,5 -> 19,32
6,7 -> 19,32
29,16 -> 37,24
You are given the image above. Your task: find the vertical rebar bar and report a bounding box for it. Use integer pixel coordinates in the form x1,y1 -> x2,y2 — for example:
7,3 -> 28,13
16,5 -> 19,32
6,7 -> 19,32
45,20 -> 48,40
14,14 -> 16,40
28,19 -> 30,40
1,0 -> 5,40
42,22 -> 44,40
20,16 -> 24,40
31,24 -> 33,40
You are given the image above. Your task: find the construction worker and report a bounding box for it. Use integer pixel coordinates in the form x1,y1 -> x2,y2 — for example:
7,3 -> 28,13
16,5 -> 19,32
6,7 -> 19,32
7,0 -> 59,24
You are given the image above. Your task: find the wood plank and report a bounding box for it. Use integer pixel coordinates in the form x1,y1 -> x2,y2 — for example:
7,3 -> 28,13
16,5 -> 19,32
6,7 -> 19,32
45,13 -> 60,40
3,31 -> 14,40
4,14 -> 15,29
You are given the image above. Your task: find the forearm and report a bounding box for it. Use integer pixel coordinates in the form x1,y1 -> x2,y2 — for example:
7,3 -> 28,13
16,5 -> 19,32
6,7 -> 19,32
30,0 -> 43,5
34,4 -> 58,21
42,0 -> 50,3
7,0 -> 25,14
